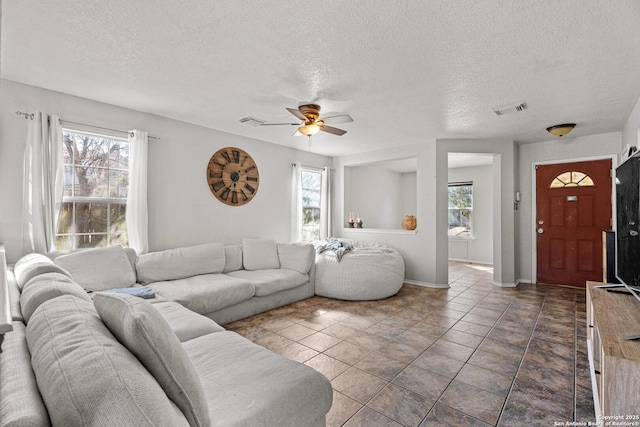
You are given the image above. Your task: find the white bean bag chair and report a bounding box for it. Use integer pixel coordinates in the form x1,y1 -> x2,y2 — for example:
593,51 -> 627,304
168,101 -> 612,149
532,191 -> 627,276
314,239 -> 405,300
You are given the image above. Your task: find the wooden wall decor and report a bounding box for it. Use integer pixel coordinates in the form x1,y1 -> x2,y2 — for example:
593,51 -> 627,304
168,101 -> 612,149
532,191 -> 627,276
206,147 -> 259,206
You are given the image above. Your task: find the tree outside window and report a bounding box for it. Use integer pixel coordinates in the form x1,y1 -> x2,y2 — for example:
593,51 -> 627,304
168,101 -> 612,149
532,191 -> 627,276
301,169 -> 322,242
448,182 -> 473,238
56,130 -> 129,250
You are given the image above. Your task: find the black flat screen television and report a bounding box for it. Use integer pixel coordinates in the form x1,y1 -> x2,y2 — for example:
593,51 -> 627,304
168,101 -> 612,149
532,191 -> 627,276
616,153 -> 640,302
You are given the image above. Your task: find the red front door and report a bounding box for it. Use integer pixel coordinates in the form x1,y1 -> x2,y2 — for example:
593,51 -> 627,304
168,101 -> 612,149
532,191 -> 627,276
536,159 -> 612,287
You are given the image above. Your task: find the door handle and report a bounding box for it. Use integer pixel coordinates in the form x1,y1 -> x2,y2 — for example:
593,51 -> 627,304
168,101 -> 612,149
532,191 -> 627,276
631,230 -> 639,237
537,228 -> 544,234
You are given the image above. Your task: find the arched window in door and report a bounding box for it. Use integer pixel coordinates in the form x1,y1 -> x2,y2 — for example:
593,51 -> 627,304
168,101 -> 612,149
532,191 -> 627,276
549,171 -> 595,188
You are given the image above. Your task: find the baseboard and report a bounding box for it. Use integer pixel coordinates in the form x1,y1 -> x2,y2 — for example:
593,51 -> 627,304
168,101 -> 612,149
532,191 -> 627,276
517,279 -> 532,284
448,257 -> 493,265
403,279 -> 449,289
491,281 -> 517,288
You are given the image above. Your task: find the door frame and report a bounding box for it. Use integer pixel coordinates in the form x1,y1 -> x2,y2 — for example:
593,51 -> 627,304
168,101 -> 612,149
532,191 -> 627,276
530,154 -> 617,285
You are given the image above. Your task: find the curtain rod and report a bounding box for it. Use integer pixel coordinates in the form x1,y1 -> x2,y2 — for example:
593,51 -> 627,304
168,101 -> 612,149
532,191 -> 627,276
15,111 -> 160,141
291,163 -> 335,171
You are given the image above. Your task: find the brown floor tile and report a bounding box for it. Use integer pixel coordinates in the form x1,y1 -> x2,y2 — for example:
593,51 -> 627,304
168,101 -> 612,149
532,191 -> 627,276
420,403 -> 492,427
305,353 -> 350,380
274,341 -> 318,363
438,380 -> 506,425
327,391 -> 362,427
331,367 -> 388,404
276,323 -> 316,341
411,348 -> 465,379
343,406 -> 402,427
454,363 -> 513,397
428,338 -> 476,362
451,320 -> 492,337
368,383 -> 434,427
391,364 -> 451,400
441,329 -> 485,348
298,331 -> 342,352
324,341 -> 373,365
467,349 -> 521,377
355,351 -> 408,381
252,332 -> 293,351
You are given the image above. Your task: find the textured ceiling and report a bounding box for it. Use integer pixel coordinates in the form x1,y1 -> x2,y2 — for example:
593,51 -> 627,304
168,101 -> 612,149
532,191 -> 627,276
2,1 -> 640,156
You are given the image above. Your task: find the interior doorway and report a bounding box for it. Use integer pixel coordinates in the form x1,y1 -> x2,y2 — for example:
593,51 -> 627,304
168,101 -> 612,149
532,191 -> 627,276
535,159 -> 613,287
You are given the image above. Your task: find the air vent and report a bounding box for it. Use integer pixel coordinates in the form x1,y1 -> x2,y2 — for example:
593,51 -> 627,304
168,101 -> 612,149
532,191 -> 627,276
239,116 -> 266,126
492,102 -> 527,116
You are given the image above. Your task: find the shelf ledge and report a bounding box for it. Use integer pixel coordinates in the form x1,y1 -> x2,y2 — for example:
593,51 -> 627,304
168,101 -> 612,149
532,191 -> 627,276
342,228 -> 418,235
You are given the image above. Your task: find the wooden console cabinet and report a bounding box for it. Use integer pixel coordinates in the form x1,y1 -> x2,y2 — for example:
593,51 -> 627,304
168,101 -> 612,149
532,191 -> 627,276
586,281 -> 640,418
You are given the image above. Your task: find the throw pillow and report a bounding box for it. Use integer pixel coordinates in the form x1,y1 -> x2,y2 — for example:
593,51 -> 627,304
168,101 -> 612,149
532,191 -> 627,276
26,296 -> 189,427
136,243 -> 225,284
13,253 -> 72,291
242,238 -> 280,271
277,243 -> 314,274
53,246 -> 136,292
93,292 -> 211,427
20,279 -> 90,323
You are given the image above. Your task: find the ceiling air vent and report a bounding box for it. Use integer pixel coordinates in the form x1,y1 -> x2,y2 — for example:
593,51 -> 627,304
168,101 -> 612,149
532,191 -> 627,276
492,102 -> 527,116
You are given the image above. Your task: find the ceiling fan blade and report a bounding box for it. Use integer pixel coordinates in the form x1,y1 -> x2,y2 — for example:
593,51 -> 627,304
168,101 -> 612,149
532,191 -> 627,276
286,107 -> 308,122
259,122 -> 299,126
320,125 -> 347,136
320,113 -> 353,124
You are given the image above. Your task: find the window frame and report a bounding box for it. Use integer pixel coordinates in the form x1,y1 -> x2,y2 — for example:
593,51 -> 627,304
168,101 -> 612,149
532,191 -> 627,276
300,167 -> 323,242
448,181 -> 474,240
56,129 -> 129,250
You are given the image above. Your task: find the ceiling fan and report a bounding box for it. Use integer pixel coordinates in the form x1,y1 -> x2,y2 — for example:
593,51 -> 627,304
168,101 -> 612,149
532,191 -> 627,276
240,104 -> 353,136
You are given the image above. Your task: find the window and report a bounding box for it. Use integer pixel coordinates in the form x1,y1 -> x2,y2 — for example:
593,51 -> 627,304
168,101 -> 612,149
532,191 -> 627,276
301,169 -> 322,242
549,171 -> 595,188
56,130 -> 129,250
448,181 -> 473,238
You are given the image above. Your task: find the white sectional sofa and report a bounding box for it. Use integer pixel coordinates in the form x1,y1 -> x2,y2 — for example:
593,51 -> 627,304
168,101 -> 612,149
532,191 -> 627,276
0,239 -> 333,427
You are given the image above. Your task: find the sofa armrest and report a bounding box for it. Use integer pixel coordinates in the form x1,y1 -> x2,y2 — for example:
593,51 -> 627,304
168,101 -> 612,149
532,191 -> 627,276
0,244 -> 14,352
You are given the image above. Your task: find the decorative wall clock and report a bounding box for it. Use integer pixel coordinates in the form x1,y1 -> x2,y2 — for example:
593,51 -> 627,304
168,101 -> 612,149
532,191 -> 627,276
206,147 -> 259,206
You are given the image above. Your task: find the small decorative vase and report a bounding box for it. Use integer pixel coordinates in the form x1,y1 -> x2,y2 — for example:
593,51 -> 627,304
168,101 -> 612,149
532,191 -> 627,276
348,218 -> 355,228
356,218 -> 363,228
402,215 -> 417,230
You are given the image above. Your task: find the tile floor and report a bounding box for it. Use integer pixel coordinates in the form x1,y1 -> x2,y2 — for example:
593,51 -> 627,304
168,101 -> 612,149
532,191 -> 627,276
226,261 -> 595,426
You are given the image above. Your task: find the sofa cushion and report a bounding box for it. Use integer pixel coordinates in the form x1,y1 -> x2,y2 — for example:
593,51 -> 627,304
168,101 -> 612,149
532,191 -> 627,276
20,277 -> 90,323
242,238 -> 280,271
146,273 -> 255,315
226,269 -> 309,297
153,301 -> 225,342
136,243 -> 225,284
26,295 -> 189,427
13,253 -> 72,291
183,331 -> 333,427
94,293 -> 210,427
277,242 -> 314,274
53,246 -> 136,292
0,322 -> 50,427
223,244 -> 243,273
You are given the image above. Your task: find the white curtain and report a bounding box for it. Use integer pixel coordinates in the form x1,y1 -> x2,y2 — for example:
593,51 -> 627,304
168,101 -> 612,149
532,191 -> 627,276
22,112 -> 64,254
126,130 -> 149,254
291,162 -> 303,242
320,167 -> 331,239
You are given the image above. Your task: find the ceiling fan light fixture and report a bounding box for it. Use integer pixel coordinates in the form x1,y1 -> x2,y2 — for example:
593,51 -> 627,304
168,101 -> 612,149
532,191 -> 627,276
298,123 -> 320,136
546,123 -> 576,137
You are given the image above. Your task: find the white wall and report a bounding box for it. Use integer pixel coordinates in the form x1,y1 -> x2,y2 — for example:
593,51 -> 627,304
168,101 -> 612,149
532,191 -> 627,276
401,172 -> 417,217
0,79 -> 332,262
448,165 -> 493,264
516,132 -> 622,283
623,96 -> 640,151
346,165 -> 402,229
